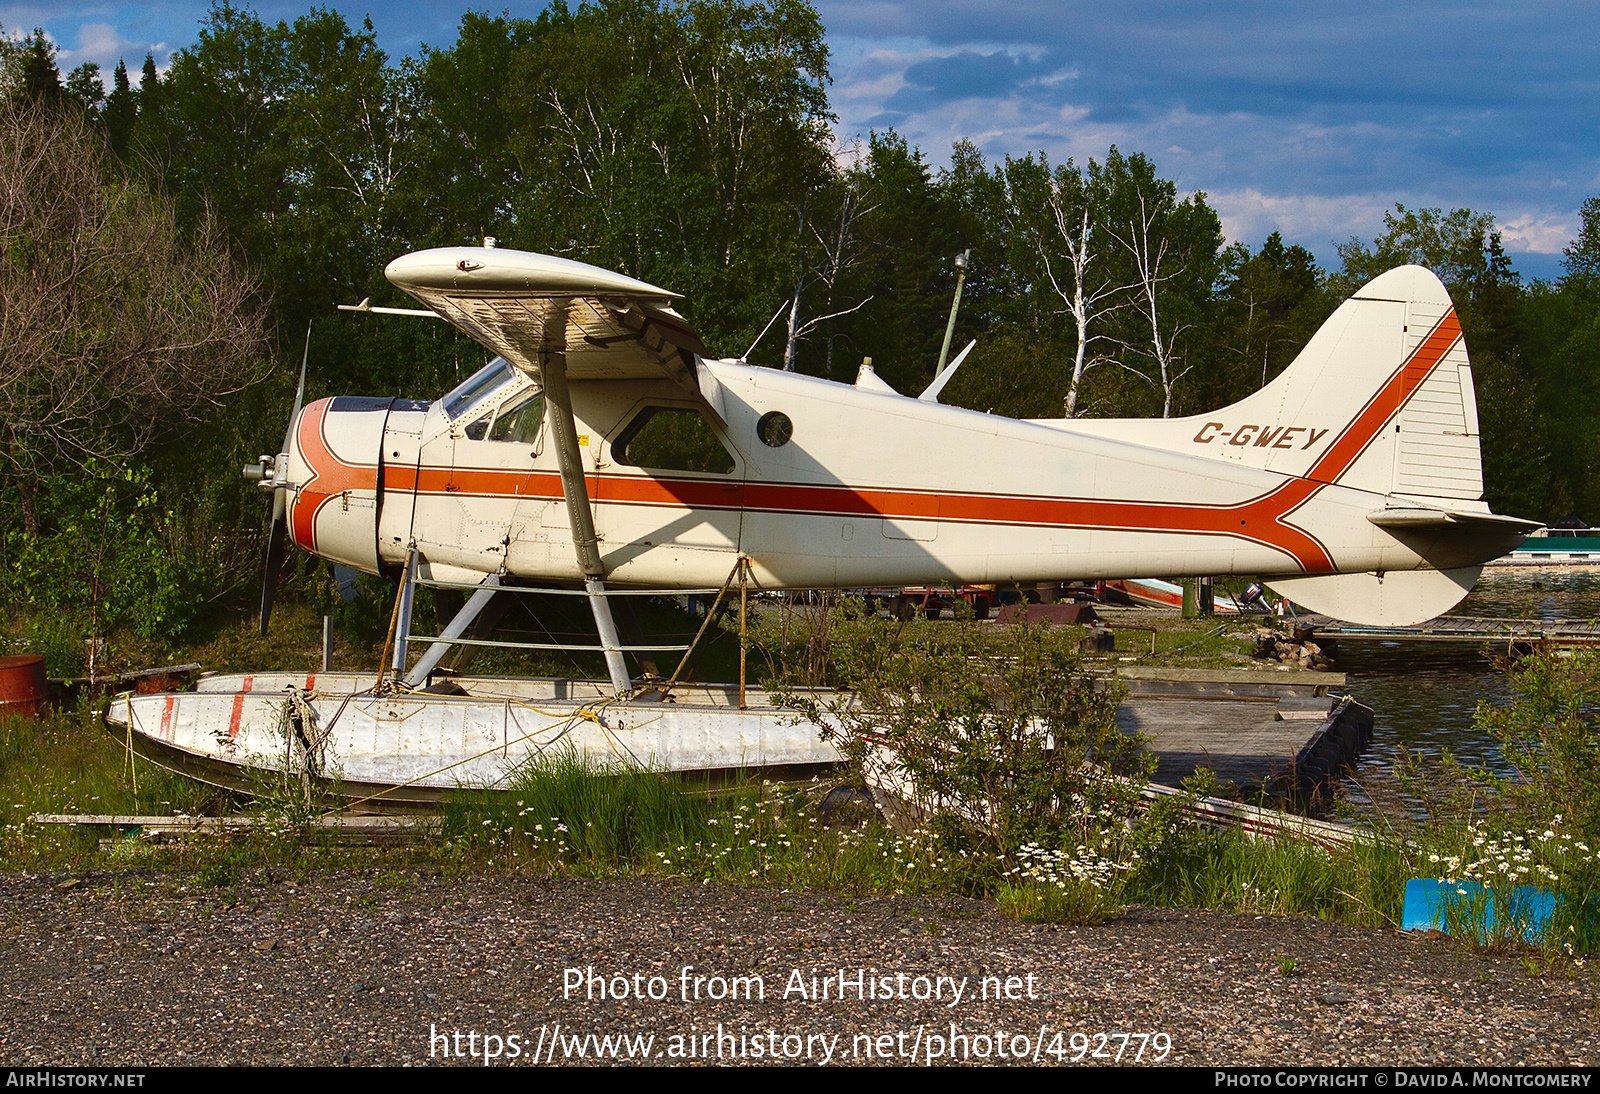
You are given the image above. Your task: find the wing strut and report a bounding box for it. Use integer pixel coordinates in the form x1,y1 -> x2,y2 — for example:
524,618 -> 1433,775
540,301 -> 632,695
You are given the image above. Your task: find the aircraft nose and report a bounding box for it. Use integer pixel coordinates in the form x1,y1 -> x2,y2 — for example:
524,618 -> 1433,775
280,398 -> 381,573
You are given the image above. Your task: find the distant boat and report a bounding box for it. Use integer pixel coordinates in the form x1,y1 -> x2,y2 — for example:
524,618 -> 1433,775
1097,578 -> 1245,612
1491,527 -> 1600,566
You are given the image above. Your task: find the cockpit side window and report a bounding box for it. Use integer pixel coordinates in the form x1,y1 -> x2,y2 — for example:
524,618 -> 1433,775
461,389 -> 545,444
489,391 -> 546,443
442,358 -> 515,420
614,406 -> 737,475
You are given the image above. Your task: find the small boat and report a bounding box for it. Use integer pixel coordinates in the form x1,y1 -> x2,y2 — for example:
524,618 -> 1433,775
1097,578 -> 1246,612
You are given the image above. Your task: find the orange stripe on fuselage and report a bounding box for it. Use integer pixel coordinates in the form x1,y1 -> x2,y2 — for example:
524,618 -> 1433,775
290,399 -> 380,552
304,311 -> 1459,575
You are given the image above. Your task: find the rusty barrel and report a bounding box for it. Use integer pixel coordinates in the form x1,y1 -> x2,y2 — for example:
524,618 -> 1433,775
0,655 -> 48,718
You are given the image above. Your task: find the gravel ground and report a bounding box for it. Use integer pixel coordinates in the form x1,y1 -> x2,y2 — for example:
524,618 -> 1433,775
0,869 -> 1593,1067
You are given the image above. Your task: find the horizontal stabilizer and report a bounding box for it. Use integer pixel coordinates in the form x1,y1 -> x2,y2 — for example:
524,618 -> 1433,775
1366,507 -> 1544,535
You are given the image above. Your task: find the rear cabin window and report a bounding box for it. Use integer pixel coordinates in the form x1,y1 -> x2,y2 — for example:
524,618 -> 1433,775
616,407 -> 736,475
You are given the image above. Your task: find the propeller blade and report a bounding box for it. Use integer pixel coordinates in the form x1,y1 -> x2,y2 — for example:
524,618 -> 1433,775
259,321 -> 311,637
259,510 -> 288,637
281,320 -> 311,458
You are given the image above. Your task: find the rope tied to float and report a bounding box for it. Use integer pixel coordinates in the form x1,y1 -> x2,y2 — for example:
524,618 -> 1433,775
321,693 -> 625,818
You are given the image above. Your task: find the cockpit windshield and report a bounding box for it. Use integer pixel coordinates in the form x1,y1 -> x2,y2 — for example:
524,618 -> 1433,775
442,357 -> 515,420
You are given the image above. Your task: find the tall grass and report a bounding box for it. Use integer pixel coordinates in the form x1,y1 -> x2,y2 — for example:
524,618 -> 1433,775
437,752 -> 976,894
0,707 -> 225,865
1127,820 -> 1410,928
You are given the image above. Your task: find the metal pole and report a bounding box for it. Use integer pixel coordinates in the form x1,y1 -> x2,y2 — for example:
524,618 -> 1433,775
402,574 -> 502,688
934,249 -> 971,375
658,556 -> 745,703
587,580 -> 632,696
540,306 -> 604,580
738,558 -> 748,710
540,299 -> 631,696
321,615 -> 333,672
391,548 -> 418,676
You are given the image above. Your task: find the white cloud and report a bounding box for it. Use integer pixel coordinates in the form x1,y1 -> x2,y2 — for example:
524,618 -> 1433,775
57,21 -> 117,63
1498,212 -> 1575,255
1032,67 -> 1079,88
1209,188 -> 1404,258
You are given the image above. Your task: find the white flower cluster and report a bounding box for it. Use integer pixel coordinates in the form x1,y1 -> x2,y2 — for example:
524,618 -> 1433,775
1004,841 -> 1136,892
512,803 -> 571,856
1429,815 -> 1594,890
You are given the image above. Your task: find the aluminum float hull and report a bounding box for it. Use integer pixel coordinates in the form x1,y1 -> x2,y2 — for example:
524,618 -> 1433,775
105,681 -> 845,809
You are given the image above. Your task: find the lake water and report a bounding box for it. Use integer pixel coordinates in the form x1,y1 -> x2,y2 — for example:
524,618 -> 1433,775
1334,567 -> 1600,812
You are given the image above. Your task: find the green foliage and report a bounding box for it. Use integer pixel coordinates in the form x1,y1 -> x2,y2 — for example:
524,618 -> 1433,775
772,606 -> 1149,853
2,464 -> 214,640
1210,232 -> 1333,400
1334,204 -> 1500,297
16,32 -> 61,104
1474,650 -> 1600,842
1563,196 -> 1600,280
1125,796 -> 1408,928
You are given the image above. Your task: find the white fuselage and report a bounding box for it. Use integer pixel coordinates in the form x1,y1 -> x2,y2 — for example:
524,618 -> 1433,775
283,357 -> 1511,593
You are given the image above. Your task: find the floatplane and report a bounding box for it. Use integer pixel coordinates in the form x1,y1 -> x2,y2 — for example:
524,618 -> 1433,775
106,244 -> 1538,805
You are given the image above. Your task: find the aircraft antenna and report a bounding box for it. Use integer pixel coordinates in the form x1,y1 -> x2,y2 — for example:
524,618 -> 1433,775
739,301 -> 790,363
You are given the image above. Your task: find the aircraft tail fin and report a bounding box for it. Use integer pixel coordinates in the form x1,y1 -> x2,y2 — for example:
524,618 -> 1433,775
1055,265 -> 1487,505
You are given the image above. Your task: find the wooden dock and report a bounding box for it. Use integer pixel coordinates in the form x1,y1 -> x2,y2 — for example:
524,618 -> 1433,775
1306,615 -> 1600,649
1112,667 -> 1370,797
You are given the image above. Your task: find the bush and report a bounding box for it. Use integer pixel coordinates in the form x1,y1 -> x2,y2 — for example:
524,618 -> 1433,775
772,604 -> 1151,858
1475,650 -> 1600,843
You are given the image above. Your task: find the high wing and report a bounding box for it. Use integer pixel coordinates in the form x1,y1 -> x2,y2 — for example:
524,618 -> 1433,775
385,246 -> 711,410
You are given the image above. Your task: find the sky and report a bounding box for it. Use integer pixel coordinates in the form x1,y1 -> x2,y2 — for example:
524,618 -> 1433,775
10,1 -> 1597,281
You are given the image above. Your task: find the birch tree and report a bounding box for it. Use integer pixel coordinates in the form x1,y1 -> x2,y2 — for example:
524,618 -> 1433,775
1112,190 -> 1189,417
782,175 -> 875,371
1093,149 -> 1222,418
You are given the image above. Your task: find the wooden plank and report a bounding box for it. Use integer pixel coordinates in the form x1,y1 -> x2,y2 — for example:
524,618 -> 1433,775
1117,666 -> 1346,686
28,814 -> 439,831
